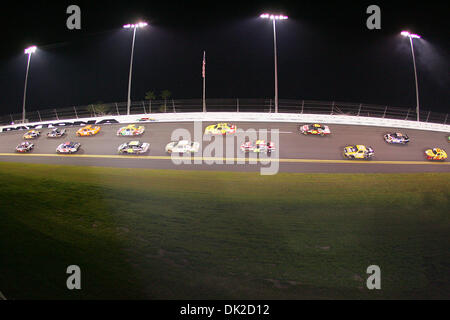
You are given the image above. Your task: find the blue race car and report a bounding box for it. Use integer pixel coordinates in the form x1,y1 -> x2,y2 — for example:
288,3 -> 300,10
384,132 -> 410,144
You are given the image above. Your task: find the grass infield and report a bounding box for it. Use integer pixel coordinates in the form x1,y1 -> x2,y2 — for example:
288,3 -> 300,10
0,162 -> 449,299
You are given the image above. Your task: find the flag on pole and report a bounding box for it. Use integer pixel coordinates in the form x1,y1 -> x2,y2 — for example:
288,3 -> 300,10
202,51 -> 206,78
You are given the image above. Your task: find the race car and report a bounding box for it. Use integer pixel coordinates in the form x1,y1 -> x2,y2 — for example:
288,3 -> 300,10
204,123 -> 237,135
165,140 -> 200,153
299,123 -> 331,136
76,125 -> 100,137
240,140 -> 276,154
118,141 -> 150,154
117,124 -> 145,136
23,130 -> 40,139
424,148 -> 447,161
56,142 -> 81,154
15,141 -> 34,153
47,128 -> 66,138
137,117 -> 156,122
384,132 -> 409,144
343,145 -> 374,159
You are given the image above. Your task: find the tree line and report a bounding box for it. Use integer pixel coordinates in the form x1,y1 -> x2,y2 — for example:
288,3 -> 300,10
87,90 -> 173,115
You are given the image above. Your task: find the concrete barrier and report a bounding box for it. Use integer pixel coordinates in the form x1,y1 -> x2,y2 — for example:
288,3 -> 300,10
1,112 -> 449,133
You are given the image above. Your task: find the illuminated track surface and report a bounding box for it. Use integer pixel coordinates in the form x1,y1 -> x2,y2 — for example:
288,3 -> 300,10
0,122 -> 449,173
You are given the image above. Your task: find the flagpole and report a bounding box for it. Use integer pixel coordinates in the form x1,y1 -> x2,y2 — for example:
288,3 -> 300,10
202,51 -> 206,112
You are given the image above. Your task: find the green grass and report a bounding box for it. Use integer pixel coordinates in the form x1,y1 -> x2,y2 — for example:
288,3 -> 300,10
0,162 -> 449,299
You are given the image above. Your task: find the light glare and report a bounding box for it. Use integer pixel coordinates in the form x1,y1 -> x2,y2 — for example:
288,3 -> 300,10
123,22 -> 148,29
260,13 -> 288,20
24,46 -> 37,54
401,31 -> 421,39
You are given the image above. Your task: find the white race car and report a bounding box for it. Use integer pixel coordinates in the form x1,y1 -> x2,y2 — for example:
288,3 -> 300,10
16,141 -> 34,153
56,142 -> 81,154
165,140 -> 200,154
118,141 -> 150,154
47,128 -> 66,138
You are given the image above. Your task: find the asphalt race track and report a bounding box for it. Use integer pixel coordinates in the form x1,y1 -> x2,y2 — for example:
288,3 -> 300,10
0,122 -> 449,173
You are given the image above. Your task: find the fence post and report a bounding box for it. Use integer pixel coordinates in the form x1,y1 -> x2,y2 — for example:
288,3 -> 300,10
444,114 -> 448,124
357,104 -> 362,116
382,106 -> 387,118
405,109 -> 410,120
237,98 -> 239,112
269,99 -> 272,113
426,111 -> 431,122
172,99 -> 176,113
149,100 -> 152,114
115,103 -> 119,116
73,106 -> 78,119
142,101 -> 146,114
301,100 -> 304,114
54,109 -> 59,120
37,110 -> 42,122
331,101 -> 335,115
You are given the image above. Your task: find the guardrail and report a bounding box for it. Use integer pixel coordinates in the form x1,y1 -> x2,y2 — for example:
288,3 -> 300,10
1,98 -> 448,126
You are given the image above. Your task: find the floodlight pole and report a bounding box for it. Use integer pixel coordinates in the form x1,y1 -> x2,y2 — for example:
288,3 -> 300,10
401,31 -> 421,122
272,19 -> 279,113
22,46 -> 36,123
408,36 -> 420,122
124,22 -> 148,115
127,27 -> 137,115
22,53 -> 32,123
260,14 -> 287,113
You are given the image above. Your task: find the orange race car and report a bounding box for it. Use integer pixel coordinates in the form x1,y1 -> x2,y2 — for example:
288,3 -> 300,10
76,125 -> 101,137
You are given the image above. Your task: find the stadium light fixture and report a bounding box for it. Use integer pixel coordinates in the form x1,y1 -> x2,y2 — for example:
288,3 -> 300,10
401,31 -> 422,121
123,21 -> 148,115
260,13 -> 288,113
22,46 -> 37,123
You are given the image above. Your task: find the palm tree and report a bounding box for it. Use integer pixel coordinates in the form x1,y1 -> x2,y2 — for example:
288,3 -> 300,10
88,101 -> 110,117
160,90 -> 172,112
145,90 -> 156,113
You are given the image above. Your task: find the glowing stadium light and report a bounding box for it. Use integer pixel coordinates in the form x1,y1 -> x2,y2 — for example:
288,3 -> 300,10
401,31 -> 421,39
24,46 -> 37,55
259,13 -> 288,113
22,45 -> 37,123
123,21 -> 148,115
260,13 -> 288,20
400,30 -> 423,121
123,22 -> 148,29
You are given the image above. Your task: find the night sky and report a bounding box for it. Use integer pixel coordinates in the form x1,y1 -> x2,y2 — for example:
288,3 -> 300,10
0,0 -> 448,115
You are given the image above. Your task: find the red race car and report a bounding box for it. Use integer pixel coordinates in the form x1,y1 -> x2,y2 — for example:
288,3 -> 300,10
299,123 -> 331,136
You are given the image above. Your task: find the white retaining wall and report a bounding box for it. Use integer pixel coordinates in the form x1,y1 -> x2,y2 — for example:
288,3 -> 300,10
1,112 -> 449,133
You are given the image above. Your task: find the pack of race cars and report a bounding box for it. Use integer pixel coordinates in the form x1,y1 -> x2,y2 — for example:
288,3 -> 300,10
11,122 -> 449,161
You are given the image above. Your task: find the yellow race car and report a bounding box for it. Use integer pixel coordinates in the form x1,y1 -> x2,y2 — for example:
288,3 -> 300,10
116,124 -> 145,136
343,145 -> 374,160
23,130 -> 40,139
76,125 -> 101,137
204,123 -> 237,135
425,148 -> 447,161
